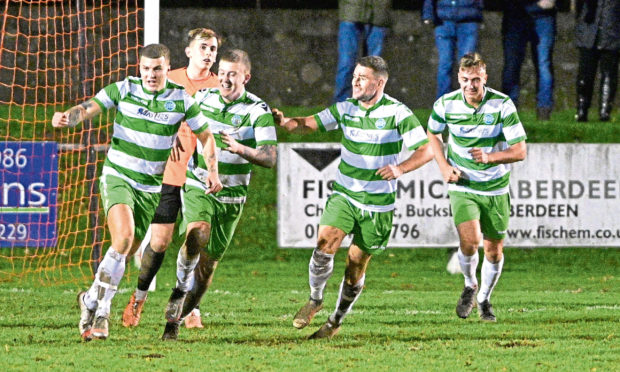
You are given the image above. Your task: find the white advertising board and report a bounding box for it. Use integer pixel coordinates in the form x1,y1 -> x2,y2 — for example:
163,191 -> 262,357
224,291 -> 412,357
277,143 -> 620,248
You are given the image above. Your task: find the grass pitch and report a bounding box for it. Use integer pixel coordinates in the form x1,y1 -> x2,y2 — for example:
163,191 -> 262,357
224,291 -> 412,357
0,248 -> 618,371
0,108 -> 618,370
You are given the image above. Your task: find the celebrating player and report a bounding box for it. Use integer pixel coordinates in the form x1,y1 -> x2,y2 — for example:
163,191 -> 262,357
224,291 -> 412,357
122,28 -> 221,330
427,52 -> 527,322
273,56 -> 433,339
161,49 -> 277,340
52,43 -> 222,341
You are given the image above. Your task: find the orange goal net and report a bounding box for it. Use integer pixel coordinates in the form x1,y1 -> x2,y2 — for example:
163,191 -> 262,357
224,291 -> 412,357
0,0 -> 143,284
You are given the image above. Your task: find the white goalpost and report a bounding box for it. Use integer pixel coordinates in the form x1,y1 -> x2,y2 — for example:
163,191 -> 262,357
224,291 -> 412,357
134,0 -> 160,291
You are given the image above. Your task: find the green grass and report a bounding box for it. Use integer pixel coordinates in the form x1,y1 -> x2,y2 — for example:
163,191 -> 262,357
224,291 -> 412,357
0,248 -> 618,370
1,105 -> 619,370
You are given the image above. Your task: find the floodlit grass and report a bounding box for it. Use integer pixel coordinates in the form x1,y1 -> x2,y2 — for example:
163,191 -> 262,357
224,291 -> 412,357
0,248 -> 618,370
1,105 -> 619,369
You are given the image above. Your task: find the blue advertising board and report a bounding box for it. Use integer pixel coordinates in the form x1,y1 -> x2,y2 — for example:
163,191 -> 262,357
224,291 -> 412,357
0,142 -> 58,247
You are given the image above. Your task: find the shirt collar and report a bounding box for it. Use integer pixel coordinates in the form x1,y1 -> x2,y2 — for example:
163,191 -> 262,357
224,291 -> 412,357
219,89 -> 247,106
461,86 -> 488,110
358,93 -> 385,113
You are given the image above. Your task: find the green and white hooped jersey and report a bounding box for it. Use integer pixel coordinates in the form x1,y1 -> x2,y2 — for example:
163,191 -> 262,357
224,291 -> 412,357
427,87 -> 527,196
315,94 -> 429,212
93,77 -> 209,193
187,88 -> 277,204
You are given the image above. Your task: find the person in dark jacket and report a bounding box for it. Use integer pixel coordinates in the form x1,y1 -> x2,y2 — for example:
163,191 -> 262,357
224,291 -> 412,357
333,0 -> 392,103
575,0 -> 620,122
422,0 -> 483,98
501,0 -> 557,121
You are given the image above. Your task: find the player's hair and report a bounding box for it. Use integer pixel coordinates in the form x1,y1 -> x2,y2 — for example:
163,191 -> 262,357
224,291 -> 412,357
459,52 -> 486,72
220,49 -> 251,73
187,27 -> 221,47
140,43 -> 170,62
357,56 -> 389,79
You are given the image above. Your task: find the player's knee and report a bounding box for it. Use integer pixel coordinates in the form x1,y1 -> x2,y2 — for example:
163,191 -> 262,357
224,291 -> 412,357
316,228 -> 343,255
485,251 -> 503,263
150,235 -> 172,252
186,227 -> 210,255
484,245 -> 503,263
459,240 -> 480,255
112,231 -> 134,252
316,238 -> 338,255
459,233 -> 482,253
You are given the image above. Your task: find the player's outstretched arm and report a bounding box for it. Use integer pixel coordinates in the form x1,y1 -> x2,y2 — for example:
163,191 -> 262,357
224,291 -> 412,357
51,99 -> 102,128
469,141 -> 527,165
271,108 -> 318,134
427,131 -> 461,183
376,143 -> 434,181
196,129 -> 223,194
220,133 -> 276,168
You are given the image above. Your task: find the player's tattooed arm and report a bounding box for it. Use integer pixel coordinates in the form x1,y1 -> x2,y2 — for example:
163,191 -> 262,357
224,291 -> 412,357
68,100 -> 101,127
197,129 -> 219,173
53,99 -> 102,128
206,152 -> 217,172
220,132 -> 276,168
254,145 -> 277,168
240,144 -> 276,168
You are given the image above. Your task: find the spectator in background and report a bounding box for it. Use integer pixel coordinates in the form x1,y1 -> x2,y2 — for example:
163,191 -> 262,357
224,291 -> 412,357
422,0 -> 483,99
333,0 -> 392,103
501,0 -> 557,121
575,0 -> 620,122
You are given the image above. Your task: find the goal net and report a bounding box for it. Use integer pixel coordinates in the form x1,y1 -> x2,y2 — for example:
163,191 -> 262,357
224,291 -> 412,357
0,0 -> 143,284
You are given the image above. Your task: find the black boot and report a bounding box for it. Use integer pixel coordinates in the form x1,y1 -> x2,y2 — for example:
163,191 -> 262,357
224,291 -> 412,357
599,72 -> 613,121
575,79 -> 589,122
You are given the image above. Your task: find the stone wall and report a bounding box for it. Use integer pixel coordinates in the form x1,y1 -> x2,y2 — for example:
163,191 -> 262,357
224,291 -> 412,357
160,8 -> 579,110
0,7 -> 581,110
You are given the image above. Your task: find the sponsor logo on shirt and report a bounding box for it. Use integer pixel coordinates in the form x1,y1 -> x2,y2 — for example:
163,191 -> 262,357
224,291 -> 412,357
348,128 -> 379,142
483,114 -> 494,124
232,114 -> 242,126
458,125 -> 477,135
165,101 -> 175,111
136,107 -> 169,121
